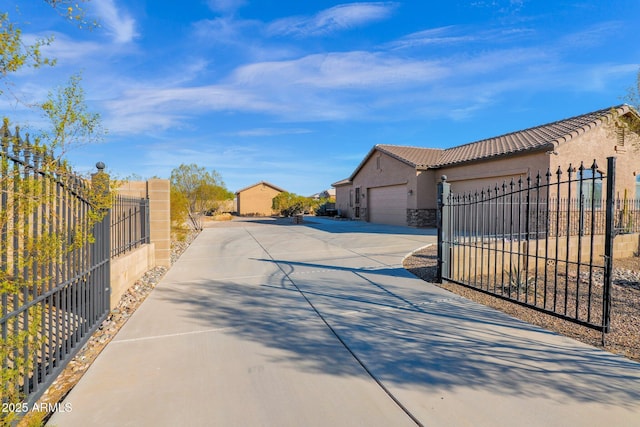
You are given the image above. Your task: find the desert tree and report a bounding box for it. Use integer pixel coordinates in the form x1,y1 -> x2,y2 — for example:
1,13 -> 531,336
170,164 -> 233,231
0,2 -> 107,424
272,192 -> 324,217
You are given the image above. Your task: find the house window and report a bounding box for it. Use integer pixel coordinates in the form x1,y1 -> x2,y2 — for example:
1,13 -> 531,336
355,206 -> 360,218
636,174 -> 640,199
579,169 -> 603,208
349,190 -> 353,207
376,154 -> 382,171
355,187 -> 361,204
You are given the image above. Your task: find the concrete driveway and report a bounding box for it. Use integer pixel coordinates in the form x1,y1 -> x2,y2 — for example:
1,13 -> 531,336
49,217 -> 640,426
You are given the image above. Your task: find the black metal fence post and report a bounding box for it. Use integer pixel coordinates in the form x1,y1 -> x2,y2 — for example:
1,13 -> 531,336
602,156 -> 616,337
91,162 -> 111,312
142,197 -> 150,244
437,175 -> 450,283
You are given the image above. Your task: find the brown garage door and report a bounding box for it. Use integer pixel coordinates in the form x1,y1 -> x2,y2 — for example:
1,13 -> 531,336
368,185 -> 407,226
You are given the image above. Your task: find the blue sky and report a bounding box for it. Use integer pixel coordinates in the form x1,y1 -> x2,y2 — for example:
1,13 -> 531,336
2,1 -> 639,195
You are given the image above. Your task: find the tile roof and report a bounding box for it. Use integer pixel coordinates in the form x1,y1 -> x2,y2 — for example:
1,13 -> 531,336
436,105 -> 631,167
376,144 -> 444,168
332,104 -> 636,186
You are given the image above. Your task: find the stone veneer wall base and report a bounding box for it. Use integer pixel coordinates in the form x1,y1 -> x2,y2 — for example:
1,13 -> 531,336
407,209 -> 437,227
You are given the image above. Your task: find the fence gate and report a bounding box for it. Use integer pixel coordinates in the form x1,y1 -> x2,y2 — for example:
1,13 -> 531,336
437,157 -> 619,333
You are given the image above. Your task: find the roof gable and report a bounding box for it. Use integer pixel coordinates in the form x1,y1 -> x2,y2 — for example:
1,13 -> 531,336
236,181 -> 286,195
345,144 -> 443,182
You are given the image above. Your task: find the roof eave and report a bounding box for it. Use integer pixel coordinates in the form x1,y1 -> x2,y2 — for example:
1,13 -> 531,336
416,164 -> 436,171
332,179 -> 353,187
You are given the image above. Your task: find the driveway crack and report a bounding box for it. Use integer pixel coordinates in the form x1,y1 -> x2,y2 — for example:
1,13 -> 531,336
243,227 -> 423,427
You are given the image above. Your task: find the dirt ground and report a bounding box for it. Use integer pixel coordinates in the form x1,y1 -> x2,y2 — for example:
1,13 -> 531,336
403,245 -> 640,363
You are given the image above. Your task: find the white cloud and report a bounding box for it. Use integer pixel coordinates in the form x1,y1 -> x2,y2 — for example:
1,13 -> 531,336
140,141 -> 280,178
388,25 -> 538,51
193,16 -> 259,45
387,26 -> 475,49
91,0 -> 137,43
164,58 -> 211,85
102,85 -> 282,134
94,17 -> 633,136
103,111 -> 187,135
268,2 -> 397,37
470,0 -> 525,15
192,17 -> 298,62
100,45 -> 553,133
575,63 -> 640,92
557,21 -> 623,50
28,32 -> 104,63
231,51 -> 448,89
206,0 -> 247,14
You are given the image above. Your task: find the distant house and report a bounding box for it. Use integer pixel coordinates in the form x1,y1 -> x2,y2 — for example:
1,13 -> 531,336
310,188 -> 336,200
333,105 -> 640,227
235,181 -> 287,216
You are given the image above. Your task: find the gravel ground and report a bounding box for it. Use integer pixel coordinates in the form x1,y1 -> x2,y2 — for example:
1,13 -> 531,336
403,245 -> 640,363
23,231 -> 200,426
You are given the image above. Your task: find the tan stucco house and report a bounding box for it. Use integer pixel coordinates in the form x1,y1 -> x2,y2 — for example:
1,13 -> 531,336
236,181 -> 286,216
333,105 -> 640,227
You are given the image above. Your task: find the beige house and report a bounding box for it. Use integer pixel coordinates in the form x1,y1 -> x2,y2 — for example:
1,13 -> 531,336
236,181 -> 286,216
334,105 -> 640,227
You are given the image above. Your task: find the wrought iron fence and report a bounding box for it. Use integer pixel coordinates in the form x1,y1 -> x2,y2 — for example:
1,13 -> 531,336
614,197 -> 640,234
1,124 -> 110,419
437,158 -> 618,333
533,196 -> 638,237
111,194 -> 149,257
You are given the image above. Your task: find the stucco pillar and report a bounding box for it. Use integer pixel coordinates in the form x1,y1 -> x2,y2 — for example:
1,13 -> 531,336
147,179 -> 171,267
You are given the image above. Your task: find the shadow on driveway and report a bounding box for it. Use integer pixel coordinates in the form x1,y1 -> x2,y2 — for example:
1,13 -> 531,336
155,269 -> 640,409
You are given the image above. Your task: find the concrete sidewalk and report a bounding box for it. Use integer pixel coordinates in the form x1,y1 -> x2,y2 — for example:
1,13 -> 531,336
49,217 -> 640,426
